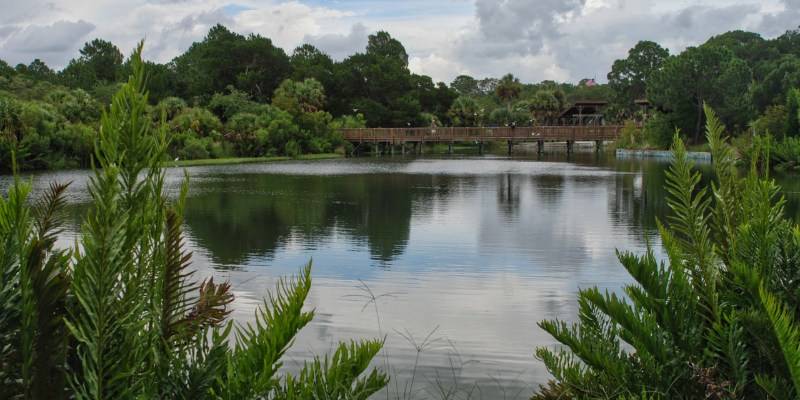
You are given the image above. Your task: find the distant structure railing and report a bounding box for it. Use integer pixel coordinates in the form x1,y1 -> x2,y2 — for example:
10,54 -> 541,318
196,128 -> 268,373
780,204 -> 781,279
340,125 -> 623,143
340,125 -> 624,155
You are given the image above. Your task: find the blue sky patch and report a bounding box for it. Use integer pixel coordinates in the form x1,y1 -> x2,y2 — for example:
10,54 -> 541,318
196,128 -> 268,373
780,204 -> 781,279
222,4 -> 255,17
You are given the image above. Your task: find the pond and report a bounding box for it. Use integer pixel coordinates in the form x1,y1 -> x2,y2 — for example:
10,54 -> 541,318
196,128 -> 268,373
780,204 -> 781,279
3,150 -> 762,398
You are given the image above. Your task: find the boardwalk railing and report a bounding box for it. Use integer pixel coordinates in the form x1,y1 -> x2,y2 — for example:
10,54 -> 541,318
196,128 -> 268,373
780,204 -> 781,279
340,126 -> 623,143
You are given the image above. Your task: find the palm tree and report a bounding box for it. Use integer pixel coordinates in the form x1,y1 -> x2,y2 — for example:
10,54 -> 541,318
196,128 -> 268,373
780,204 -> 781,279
447,96 -> 479,126
495,73 -> 522,113
529,90 -> 561,125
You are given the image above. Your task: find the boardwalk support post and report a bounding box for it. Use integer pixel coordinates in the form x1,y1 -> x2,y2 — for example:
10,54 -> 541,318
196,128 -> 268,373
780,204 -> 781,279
537,140 -> 544,154
507,140 -> 514,155
566,140 -> 574,154
595,140 -> 602,151
448,141 -> 453,155
478,141 -> 484,155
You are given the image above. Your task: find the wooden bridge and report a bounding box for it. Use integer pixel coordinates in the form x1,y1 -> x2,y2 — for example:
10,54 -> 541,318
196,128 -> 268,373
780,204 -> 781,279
340,125 -> 624,154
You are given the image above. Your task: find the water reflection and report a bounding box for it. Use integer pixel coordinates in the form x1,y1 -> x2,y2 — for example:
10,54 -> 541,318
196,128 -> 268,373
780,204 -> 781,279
0,153 -> 744,398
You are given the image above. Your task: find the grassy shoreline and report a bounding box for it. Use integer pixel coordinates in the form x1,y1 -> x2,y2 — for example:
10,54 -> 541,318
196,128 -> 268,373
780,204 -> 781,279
170,153 -> 344,167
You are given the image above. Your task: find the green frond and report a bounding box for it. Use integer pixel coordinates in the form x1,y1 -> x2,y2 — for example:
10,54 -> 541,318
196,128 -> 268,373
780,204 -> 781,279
664,132 -> 723,331
705,104 -> 745,260
157,207 -> 200,346
222,262 -> 315,397
32,182 -> 71,249
704,311 -> 750,396
0,178 -> 31,396
755,374 -> 795,400
664,132 -> 716,271
152,324 -> 232,400
585,287 -> 673,365
534,348 -> 585,391
759,285 -> 800,398
281,339 -> 388,399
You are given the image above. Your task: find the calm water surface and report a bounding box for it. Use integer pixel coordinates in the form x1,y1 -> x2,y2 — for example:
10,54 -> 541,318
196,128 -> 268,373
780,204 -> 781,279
3,151 -> 741,398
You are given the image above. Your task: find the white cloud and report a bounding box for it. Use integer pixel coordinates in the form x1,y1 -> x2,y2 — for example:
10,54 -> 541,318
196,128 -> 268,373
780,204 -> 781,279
4,20 -> 95,53
234,2 -> 354,51
0,20 -> 95,67
304,23 -> 369,60
0,0 -> 795,84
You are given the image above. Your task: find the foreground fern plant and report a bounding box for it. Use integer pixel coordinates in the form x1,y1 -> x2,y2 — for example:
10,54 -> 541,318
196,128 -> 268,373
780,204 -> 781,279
534,105 -> 800,399
0,43 -> 387,399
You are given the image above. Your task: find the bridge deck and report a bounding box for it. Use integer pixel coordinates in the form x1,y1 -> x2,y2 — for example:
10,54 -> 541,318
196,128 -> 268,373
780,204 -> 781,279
340,126 -> 623,143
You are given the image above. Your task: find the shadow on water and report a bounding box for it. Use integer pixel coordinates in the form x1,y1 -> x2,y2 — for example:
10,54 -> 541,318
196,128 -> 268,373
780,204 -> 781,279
183,172 -> 440,267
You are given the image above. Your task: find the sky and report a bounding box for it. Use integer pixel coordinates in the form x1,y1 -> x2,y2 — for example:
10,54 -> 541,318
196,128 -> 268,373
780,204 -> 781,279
0,0 -> 798,85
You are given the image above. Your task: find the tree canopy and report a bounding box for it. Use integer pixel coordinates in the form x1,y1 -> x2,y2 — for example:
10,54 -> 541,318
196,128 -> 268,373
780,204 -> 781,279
607,40 -> 669,116
647,44 -> 752,142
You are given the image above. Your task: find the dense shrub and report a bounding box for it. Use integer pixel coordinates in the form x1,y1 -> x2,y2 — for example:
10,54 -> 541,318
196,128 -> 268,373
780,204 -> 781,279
642,112 -> 676,149
157,96 -> 187,121
752,105 -> 786,138
225,112 -> 264,137
171,107 -> 222,136
208,86 -> 268,122
534,106 -> 800,399
46,88 -> 101,123
178,136 -> 211,160
614,119 -> 644,149
50,122 -> 95,167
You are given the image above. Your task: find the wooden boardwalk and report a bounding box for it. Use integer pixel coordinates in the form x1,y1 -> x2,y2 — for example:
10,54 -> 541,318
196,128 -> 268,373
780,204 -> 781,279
340,125 -> 624,154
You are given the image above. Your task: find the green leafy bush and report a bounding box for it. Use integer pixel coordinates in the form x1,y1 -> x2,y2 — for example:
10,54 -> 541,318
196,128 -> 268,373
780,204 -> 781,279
534,105 -> 800,399
208,86 -> 268,122
752,104 -> 786,138
285,139 -> 301,157
615,119 -> 643,149
157,96 -> 188,121
641,112 -> 676,149
771,136 -> 800,171
49,122 -> 95,167
178,136 -> 211,160
171,106 -> 222,136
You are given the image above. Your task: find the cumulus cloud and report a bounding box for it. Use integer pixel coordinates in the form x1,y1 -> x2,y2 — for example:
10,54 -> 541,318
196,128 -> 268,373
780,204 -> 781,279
0,0 -> 796,85
657,4 -> 760,47
543,2 -> 760,83
759,0 -> 800,36
0,0 -> 57,24
0,26 -> 21,41
475,0 -> 586,47
144,9 -> 234,62
437,0 -> 777,84
304,23 -> 369,60
234,2 -> 354,51
4,20 -> 95,54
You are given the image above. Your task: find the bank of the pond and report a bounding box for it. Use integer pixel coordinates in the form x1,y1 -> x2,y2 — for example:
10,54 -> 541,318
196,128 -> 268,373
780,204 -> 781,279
172,153 -> 343,167
616,148 -> 712,161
